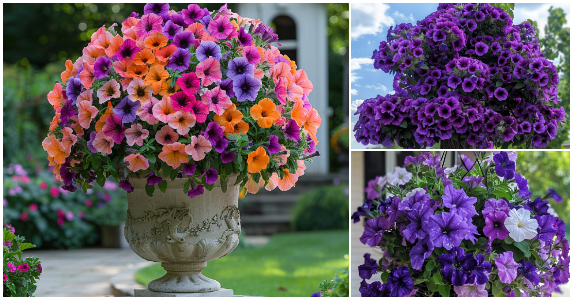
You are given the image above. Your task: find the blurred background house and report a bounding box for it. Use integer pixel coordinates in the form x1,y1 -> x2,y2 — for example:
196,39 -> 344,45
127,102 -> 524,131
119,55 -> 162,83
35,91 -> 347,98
350,151 -> 570,296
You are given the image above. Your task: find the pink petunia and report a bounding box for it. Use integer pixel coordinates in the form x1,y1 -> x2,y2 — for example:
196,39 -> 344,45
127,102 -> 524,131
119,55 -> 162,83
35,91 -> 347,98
152,96 -> 176,123
155,125 -> 179,145
242,46 -> 261,65
168,110 -> 196,135
133,13 -> 163,39
196,57 -> 222,86
170,91 -> 195,112
7,262 -> 16,273
137,96 -> 160,125
200,86 -> 232,115
124,123 -> 149,146
17,263 -> 30,273
124,153 -> 150,172
274,145 -> 290,166
176,72 -> 200,98
102,114 -> 127,144
207,15 -> 234,40
92,130 -> 115,156
77,100 -> 99,129
189,99 -> 209,123
185,135 -> 212,161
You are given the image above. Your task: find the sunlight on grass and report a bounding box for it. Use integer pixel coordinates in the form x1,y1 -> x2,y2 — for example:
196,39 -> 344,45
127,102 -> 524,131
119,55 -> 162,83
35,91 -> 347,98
135,230 -> 348,296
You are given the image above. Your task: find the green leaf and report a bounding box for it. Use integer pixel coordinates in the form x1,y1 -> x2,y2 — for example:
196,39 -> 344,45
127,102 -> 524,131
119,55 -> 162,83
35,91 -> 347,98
380,271 -> 389,283
469,187 -> 488,195
503,236 -> 513,244
438,284 -> 450,297
407,77 -> 418,85
19,242 -> 35,252
399,120 -> 408,128
420,64 -> 429,70
426,260 -> 436,271
162,161 -> 171,178
515,82 -> 525,89
413,278 -> 427,285
158,180 -> 168,193
184,179 -> 191,193
220,168 -> 228,193
514,240 -> 531,258
145,184 -> 155,197
92,156 -> 101,170
496,80 -> 504,87
432,272 -> 442,283
96,173 -> 106,188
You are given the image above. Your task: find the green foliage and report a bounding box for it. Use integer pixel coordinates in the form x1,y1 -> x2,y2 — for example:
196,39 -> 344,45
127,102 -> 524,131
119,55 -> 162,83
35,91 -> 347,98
135,230 -> 349,296
315,260 -> 349,297
3,163 -> 127,249
490,3 -> 515,18
291,185 -> 349,231
3,224 -> 42,297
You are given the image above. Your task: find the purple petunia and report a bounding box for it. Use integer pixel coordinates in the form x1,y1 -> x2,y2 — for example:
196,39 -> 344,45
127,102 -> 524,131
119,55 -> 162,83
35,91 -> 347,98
205,168 -> 218,185
166,48 -> 191,72
494,87 -> 508,101
227,57 -> 255,79
358,253 -> 378,280
187,184 -> 205,198
442,185 -> 478,219
438,247 -> 477,286
172,31 -> 195,50
483,211 -> 509,240
518,260 -> 540,285
284,119 -> 301,142
93,56 -> 112,79
204,122 -> 224,143
402,202 -> 433,243
116,39 -> 141,61
147,172 -> 163,186
267,135 -> 281,154
182,163 -> 197,175
428,212 -> 469,250
196,41 -> 222,61
409,236 -> 434,270
233,74 -> 260,102
495,251 -> 520,284
360,216 -> 387,247
65,77 -> 83,105
493,152 -> 515,180
113,96 -> 141,124
385,267 -> 414,297
220,151 -> 235,163
60,100 -> 78,127
119,179 -> 134,193
237,27 -> 253,46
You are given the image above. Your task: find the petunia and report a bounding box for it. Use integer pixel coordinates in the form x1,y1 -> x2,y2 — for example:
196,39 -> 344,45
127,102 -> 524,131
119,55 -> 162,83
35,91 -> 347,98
172,31 -> 195,50
155,44 -> 178,63
291,100 -> 321,144
168,110 -> 196,135
119,178 -> 134,193
386,167 -> 412,186
147,172 -> 163,185
242,46 -> 261,65
250,98 -> 281,128
428,212 -> 469,250
155,125 -> 179,145
97,79 -> 121,104
246,146 -> 269,173
102,114 -> 127,144
213,104 -> 243,133
504,208 -> 538,242
517,260 -> 540,285
133,48 -> 155,66
441,185 -> 478,219
126,63 -> 149,79
195,41 -> 222,62
227,57 -> 255,79
116,39 -> 141,61
284,119 -> 301,141
385,267 -> 414,297
535,215 -> 558,243
461,78 -> 476,92
439,247 -> 477,286
454,283 -> 488,297
494,87 -> 508,101
189,100 -> 209,123
267,135 -> 281,154
61,59 -> 78,83
79,62 -> 95,89
113,96 -> 141,123
162,20 -> 182,39
205,168 -> 218,185
233,74 -> 260,102
220,151 -> 235,164
95,102 -> 113,132
158,142 -> 189,169
204,121 -> 225,144
359,216 -> 387,247
166,48 -> 191,72
187,184 -> 205,198
237,27 -> 253,46
483,211 -> 510,240
124,153 -> 150,172
170,91 -> 195,112
92,130 -> 115,156
208,15 -> 234,40
152,96 -> 176,123
66,77 -> 83,105
125,123 -> 149,146
127,79 -> 152,103
493,152 -> 515,180
402,202 -> 433,243
176,72 -> 201,98
182,162 -> 196,175
137,96 -> 160,124
201,86 -> 232,116
134,13 -> 163,38
185,135 -> 212,161
144,64 -> 169,94
494,251 -> 520,284
77,100 -> 99,129
409,237 -> 434,270
196,57 -> 222,86
93,56 -> 111,79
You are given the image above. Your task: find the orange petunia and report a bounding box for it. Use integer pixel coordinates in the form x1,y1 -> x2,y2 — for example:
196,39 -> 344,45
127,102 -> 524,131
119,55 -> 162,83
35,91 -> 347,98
250,98 -> 281,128
82,45 -> 106,61
301,108 -> 322,145
246,146 -> 270,174
168,110 -> 196,135
112,58 -> 133,78
293,69 -> 313,97
60,127 -> 77,151
144,64 -> 169,94
79,62 -> 95,89
276,168 -> 299,191
152,96 -> 176,123
61,60 -> 77,83
144,32 -> 168,50
49,113 -> 61,132
225,120 -> 249,138
291,100 -> 307,127
155,44 -> 178,63
77,100 -> 99,129
133,48 -> 155,66
158,142 -> 189,169
126,63 -> 149,79
47,82 -> 64,109
42,136 -> 68,164
106,34 -> 124,58
124,153 -> 150,172
158,79 -> 180,98
283,55 -> 297,75
213,104 -> 243,133
127,78 -> 152,103
95,102 -> 114,132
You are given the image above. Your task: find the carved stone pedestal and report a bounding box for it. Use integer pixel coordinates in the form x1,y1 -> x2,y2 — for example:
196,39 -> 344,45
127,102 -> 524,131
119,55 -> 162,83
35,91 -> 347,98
125,174 -> 241,294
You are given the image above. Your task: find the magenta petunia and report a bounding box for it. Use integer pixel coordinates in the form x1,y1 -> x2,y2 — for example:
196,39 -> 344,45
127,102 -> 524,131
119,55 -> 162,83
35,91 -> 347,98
102,114 -> 127,144
93,56 -> 112,79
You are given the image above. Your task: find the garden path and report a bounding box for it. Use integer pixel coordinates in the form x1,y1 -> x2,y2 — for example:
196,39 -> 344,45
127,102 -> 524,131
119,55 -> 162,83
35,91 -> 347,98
29,248 -> 150,297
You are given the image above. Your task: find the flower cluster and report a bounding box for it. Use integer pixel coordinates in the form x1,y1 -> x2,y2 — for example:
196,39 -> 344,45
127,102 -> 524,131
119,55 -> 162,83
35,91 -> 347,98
3,224 -> 42,296
354,3 -> 565,148
43,3 -> 321,197
354,152 -> 569,297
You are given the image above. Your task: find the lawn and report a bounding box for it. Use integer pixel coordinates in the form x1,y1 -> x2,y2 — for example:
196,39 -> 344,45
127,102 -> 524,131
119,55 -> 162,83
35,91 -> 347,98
135,230 -> 349,297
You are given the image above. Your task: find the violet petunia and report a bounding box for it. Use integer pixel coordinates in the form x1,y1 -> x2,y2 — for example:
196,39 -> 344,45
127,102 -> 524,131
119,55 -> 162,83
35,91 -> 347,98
428,212 -> 469,250
227,57 -> 255,79
60,100 -> 78,127
402,202 -> 433,243
385,267 -> 414,297
267,135 -> 281,154
66,77 -> 83,104
439,247 -> 477,286
409,236 -> 434,270
116,39 -> 141,61
166,48 -> 191,72
515,174 -> 532,199
358,253 -> 378,280
493,152 -> 515,180
482,198 -> 509,217
205,168 -> 218,185
195,41 -> 222,62
535,215 -> 558,243
147,172 -> 163,186
187,184 -> 205,198
467,253 -> 491,285
518,260 -> 540,285
483,211 -> 509,240
212,137 -> 229,153
360,216 -> 387,247
220,151 -> 235,163
204,121 -> 224,143
119,179 -> 134,193
182,163 -> 196,175
172,31 -> 195,50
494,251 -> 520,284
233,74 -> 260,102
113,96 -> 141,124
284,119 -> 301,142
441,185 -> 477,219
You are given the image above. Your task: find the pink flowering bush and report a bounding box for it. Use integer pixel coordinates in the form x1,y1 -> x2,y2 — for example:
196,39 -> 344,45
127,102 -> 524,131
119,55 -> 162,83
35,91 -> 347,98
3,224 -> 42,297
3,164 -> 126,249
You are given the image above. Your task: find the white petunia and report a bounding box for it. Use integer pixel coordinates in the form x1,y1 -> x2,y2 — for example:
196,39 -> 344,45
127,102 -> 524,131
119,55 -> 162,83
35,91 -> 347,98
376,175 -> 388,189
504,208 -> 538,242
444,165 -> 458,175
387,167 -> 412,186
404,188 -> 426,201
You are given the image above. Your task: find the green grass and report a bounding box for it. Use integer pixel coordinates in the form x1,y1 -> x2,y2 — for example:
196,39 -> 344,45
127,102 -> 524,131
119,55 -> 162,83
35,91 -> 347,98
135,230 -> 349,297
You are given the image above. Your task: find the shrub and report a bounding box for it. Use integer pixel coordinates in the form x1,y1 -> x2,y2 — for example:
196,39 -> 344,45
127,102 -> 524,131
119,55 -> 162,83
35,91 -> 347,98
3,224 -> 42,297
3,163 -> 127,249
291,185 -> 349,231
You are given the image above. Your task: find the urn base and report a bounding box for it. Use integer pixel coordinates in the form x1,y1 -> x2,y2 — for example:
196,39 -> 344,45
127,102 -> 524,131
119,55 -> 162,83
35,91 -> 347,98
148,262 -> 220,293
135,288 -> 234,297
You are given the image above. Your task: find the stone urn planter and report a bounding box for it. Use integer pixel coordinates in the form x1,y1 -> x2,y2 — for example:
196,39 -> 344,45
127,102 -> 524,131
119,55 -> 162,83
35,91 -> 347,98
124,174 -> 241,293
